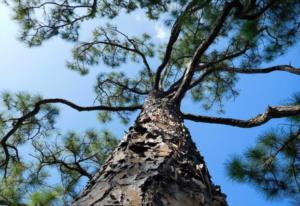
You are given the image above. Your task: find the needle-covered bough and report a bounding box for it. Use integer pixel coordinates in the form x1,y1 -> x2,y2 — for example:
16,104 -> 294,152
1,0 -> 300,205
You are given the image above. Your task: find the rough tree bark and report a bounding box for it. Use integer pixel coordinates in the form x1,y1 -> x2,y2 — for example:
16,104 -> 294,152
72,91 -> 227,206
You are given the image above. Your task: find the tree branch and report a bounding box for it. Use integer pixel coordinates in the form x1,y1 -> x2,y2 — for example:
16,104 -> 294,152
234,0 -> 277,20
97,77 -> 148,95
264,128 -> 300,167
218,65 -> 300,75
1,98 -> 141,143
112,29 -> 153,77
154,0 -> 202,90
77,28 -> 153,77
183,105 -> 300,128
172,1 -> 237,102
188,65 -> 300,91
0,98 -> 141,177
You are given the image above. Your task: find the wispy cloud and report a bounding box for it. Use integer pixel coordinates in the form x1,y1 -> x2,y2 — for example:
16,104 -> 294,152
154,23 -> 168,42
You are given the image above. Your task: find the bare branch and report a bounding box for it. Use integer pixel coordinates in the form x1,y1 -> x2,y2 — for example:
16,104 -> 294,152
25,0 -> 95,10
188,65 -> 300,90
154,19 -> 182,90
183,105 -> 300,128
218,65 -> 300,75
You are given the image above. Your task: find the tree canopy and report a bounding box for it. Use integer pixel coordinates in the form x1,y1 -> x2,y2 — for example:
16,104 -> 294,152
1,0 -> 300,205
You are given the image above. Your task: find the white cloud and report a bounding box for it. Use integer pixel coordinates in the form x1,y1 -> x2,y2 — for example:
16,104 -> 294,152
168,2 -> 178,11
154,23 -> 168,41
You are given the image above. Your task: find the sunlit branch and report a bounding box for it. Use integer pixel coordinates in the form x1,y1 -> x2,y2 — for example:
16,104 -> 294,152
183,105 -> 300,128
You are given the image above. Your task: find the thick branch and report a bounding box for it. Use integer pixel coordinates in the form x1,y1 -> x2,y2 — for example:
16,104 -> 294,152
154,19 -> 182,90
183,105 -> 300,128
219,65 -> 300,75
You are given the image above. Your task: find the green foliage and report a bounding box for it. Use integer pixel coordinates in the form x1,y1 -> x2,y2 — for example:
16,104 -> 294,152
0,92 -> 119,205
29,187 -> 63,206
239,20 -> 259,41
7,0 -> 300,112
192,71 -> 239,112
94,70 -> 148,124
2,0 -> 300,205
0,92 -> 59,170
30,129 -> 119,203
226,156 -> 246,182
0,163 -> 26,205
11,0 -> 172,46
67,25 -> 155,75
227,94 -> 300,201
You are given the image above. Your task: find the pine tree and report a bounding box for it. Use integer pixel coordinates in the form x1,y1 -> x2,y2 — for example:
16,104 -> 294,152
1,0 -> 300,205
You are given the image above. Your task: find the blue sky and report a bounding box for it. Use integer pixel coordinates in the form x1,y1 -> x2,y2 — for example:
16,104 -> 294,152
1,4 -> 300,206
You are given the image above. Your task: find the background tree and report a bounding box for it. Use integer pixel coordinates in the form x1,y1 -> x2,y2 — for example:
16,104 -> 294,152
0,0 -> 300,205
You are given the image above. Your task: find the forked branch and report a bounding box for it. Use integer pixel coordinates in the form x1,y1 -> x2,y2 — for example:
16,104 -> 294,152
154,0 -> 205,90
172,1 -> 237,102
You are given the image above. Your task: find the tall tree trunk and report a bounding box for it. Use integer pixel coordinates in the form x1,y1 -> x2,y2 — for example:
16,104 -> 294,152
72,92 -> 227,206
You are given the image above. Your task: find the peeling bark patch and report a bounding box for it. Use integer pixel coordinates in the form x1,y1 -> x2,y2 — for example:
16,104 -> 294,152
72,93 -> 227,206
128,142 -> 149,155
157,143 -> 171,157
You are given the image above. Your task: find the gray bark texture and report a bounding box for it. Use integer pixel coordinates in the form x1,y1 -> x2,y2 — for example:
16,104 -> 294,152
72,92 -> 227,206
